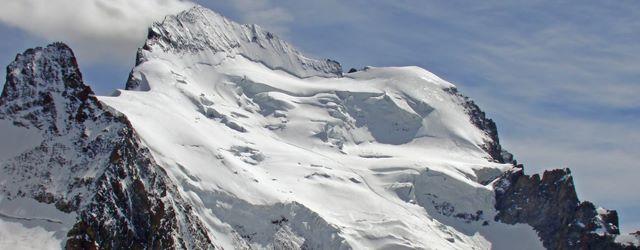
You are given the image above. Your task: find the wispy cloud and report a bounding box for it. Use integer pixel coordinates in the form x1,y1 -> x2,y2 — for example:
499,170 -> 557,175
0,0 -> 193,65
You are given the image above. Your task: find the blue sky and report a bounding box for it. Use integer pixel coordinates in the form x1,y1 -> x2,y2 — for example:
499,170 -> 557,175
1,0 -> 638,232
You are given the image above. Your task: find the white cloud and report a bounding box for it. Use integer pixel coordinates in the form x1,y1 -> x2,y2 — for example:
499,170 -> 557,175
0,0 -> 194,65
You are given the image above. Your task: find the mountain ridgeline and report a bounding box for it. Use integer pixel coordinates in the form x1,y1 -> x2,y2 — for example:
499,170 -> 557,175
0,5 -> 637,250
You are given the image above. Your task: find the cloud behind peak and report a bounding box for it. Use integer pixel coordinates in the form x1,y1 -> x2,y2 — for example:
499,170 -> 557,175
0,0 -> 194,65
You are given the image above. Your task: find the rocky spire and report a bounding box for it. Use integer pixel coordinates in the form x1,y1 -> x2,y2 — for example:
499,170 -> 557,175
0,42 -> 95,135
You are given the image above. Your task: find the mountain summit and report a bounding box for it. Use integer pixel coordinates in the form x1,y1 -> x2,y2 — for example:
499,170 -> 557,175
1,5 -> 638,250
136,6 -> 341,81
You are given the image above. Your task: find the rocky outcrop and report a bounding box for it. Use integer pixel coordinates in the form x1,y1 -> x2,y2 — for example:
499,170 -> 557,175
493,165 -> 637,249
0,43 -> 214,249
0,42 -> 90,134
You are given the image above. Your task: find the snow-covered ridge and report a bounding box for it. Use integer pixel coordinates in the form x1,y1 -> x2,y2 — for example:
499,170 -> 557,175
140,5 -> 341,79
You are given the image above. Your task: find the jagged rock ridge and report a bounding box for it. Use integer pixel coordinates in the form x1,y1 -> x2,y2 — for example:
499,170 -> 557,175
493,166 -> 638,249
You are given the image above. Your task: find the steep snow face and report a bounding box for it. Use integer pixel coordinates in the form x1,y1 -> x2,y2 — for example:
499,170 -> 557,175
100,7 -> 543,249
136,5 -> 341,81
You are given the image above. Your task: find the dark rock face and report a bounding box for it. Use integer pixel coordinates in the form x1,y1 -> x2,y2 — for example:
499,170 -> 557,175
1,42 -> 90,134
444,87 -> 513,164
1,43 -> 110,210
0,43 -> 214,249
494,166 -> 637,249
65,126 -> 214,249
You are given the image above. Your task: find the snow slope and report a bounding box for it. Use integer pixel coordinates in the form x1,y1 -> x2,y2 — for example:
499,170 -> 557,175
97,6 -> 544,249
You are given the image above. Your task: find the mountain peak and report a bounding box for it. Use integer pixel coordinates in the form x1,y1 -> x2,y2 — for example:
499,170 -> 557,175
139,5 -> 341,79
1,42 -> 85,99
0,42 -> 94,134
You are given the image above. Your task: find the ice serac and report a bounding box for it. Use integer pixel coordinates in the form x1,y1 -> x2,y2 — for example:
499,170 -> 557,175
0,43 -> 214,249
126,5 -> 340,92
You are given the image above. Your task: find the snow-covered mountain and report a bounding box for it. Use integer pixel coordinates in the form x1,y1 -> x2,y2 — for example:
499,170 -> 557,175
1,5 -> 638,250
